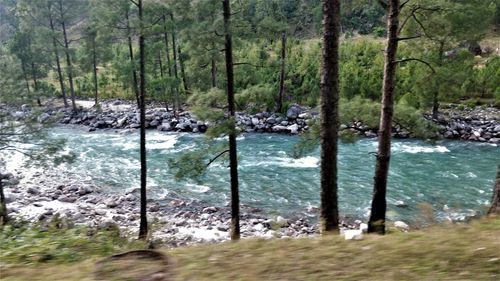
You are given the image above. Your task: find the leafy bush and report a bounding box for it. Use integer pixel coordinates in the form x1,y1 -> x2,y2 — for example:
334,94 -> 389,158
0,219 -> 145,264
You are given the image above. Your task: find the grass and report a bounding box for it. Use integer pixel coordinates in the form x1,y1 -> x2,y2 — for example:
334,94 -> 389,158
1,217 -> 499,280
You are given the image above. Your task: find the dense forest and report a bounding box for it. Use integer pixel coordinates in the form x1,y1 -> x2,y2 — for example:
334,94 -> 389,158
1,1 -> 500,279
1,0 -> 498,112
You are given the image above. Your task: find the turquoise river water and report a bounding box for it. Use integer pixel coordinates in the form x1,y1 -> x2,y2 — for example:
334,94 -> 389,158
7,127 -> 500,223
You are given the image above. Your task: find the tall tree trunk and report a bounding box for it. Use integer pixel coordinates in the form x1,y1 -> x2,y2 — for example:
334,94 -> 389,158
138,0 -> 148,240
488,164 -> 500,215
92,36 -> 98,107
58,1 -> 77,112
170,13 -> 180,114
158,52 -> 169,110
126,10 -> 140,108
48,2 -> 68,107
211,58 -> 217,88
368,0 -> 400,235
223,0 -> 240,241
319,0 -> 341,234
0,174 -> 7,225
162,15 -> 173,111
178,46 -> 188,92
21,60 -> 31,94
277,31 -> 287,113
432,42 -> 444,119
31,62 -> 41,106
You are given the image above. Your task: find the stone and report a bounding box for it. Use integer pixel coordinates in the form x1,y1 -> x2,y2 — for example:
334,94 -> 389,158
37,113 -> 51,123
394,221 -> 409,231
272,125 -> 288,132
344,229 -> 363,240
287,124 -> 299,134
105,199 -> 119,208
286,104 -> 301,120
202,206 -> 217,213
58,195 -> 76,203
27,187 -> 40,195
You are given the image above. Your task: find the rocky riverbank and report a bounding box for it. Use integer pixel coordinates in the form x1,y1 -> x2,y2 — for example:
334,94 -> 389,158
5,99 -> 500,143
3,169 -> 336,246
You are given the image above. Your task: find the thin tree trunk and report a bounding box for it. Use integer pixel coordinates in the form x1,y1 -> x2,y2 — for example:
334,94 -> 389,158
138,0 -> 148,240
58,1 -> 77,112
368,0 -> 400,235
31,62 -> 41,106
223,0 -> 240,241
162,15 -> 173,111
158,52 -> 169,110
126,10 -> 140,108
432,42 -> 444,119
178,46 -> 188,92
0,175 -> 7,225
21,61 -> 31,94
92,36 -> 98,107
48,2 -> 68,107
319,0 -> 341,234
170,13 -> 180,114
211,58 -> 217,88
277,31 -> 287,113
488,164 -> 500,215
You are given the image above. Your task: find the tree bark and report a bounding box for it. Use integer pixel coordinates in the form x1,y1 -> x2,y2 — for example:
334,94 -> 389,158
432,41 -> 444,119
48,2 -> 68,107
21,60 -> 31,94
211,58 -> 217,88
31,62 -> 41,106
92,36 -> 98,107
178,46 -> 188,92
170,13 -> 180,114
368,0 -> 400,235
126,10 -> 140,108
58,0 -> 76,112
223,0 -> 240,241
319,0 -> 341,234
138,0 -> 148,240
0,175 -> 7,225
277,31 -> 286,113
488,164 -> 500,215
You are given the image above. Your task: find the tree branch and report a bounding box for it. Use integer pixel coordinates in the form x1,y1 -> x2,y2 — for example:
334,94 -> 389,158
206,150 -> 229,167
397,35 -> 421,41
394,58 -> 435,73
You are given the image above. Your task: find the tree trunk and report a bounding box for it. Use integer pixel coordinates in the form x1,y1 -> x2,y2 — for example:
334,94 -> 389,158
223,0 -> 240,241
0,175 -> 7,225
92,36 -> 98,107
21,60 -> 31,94
319,0 -> 341,234
126,10 -> 140,108
368,0 -> 400,235
170,13 -> 180,114
58,1 -> 76,112
178,46 -> 188,92
211,58 -> 217,88
277,31 -> 286,113
162,15 -> 173,111
31,62 -> 41,106
138,0 -> 148,240
48,2 -> 68,107
432,42 -> 444,119
488,164 -> 500,215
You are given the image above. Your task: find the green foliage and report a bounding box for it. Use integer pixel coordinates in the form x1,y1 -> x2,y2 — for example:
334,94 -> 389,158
0,219 -> 144,264
235,84 -> 275,113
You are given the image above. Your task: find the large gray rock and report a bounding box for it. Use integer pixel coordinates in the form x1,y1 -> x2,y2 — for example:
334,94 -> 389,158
286,104 -> 301,120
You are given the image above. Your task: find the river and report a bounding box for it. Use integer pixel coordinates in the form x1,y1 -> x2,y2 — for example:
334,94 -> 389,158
4,126 -> 499,224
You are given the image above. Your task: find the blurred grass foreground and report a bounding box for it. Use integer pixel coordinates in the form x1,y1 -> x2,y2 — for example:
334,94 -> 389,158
1,217 -> 499,280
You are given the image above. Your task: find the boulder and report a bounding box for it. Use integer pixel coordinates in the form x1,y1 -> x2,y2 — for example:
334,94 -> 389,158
287,124 -> 299,134
286,104 -> 301,120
